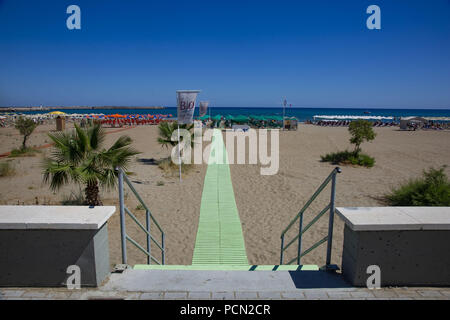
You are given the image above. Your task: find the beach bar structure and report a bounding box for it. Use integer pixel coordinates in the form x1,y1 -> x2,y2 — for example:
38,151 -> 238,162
337,207 -> 450,287
0,206 -> 115,287
399,116 -> 427,130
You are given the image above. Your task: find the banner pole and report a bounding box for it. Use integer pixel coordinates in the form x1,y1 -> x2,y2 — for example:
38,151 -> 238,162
178,123 -> 182,182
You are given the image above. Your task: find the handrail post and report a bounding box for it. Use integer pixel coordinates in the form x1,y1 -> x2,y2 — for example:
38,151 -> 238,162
118,168 -> 127,265
162,233 -> 165,265
280,235 -> 285,265
146,209 -> 151,265
325,167 -> 339,268
296,213 -> 304,265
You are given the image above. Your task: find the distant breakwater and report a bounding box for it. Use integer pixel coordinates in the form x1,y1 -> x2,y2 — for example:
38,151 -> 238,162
0,106 -> 165,112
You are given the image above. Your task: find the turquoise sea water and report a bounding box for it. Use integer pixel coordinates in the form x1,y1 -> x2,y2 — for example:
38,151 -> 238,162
17,107 -> 450,122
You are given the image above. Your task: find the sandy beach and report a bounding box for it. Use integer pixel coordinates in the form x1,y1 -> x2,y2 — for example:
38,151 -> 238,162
0,123 -> 449,268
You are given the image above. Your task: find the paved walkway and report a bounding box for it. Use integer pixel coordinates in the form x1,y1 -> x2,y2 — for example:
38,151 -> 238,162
191,129 -> 248,265
1,286 -> 449,300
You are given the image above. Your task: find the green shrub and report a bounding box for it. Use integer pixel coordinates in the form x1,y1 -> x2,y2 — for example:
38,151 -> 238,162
385,167 -> 450,206
9,147 -> 38,157
0,161 -> 16,177
15,116 -> 38,150
157,157 -> 192,175
61,190 -> 85,205
135,203 -> 145,210
321,150 -> 375,167
348,120 -> 376,154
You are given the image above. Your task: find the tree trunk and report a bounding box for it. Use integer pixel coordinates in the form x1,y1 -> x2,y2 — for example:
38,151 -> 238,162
353,144 -> 361,156
84,180 -> 102,206
22,135 -> 28,150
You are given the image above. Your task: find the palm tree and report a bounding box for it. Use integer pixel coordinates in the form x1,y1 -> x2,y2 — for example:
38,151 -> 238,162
157,121 -> 194,149
43,123 -> 139,206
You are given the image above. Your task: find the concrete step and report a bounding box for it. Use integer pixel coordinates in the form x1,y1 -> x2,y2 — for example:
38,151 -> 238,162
133,264 -> 319,271
101,267 -> 351,292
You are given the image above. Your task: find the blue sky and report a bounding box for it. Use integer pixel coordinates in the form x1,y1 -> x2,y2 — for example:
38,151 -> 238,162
0,0 -> 449,108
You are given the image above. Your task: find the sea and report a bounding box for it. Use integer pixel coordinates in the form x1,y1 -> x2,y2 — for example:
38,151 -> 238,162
16,107 -> 450,122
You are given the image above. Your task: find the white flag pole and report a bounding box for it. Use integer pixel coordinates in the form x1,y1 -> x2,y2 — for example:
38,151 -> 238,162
178,123 -> 182,182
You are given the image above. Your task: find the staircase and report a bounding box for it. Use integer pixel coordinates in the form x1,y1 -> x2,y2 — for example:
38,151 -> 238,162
114,131 -> 342,292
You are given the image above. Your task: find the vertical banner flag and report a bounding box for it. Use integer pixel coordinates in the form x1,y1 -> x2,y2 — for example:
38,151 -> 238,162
176,90 -> 200,124
199,101 -> 209,117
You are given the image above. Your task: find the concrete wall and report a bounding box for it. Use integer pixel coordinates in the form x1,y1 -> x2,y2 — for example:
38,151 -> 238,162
0,224 -> 110,287
0,205 -> 115,287
342,224 -> 450,286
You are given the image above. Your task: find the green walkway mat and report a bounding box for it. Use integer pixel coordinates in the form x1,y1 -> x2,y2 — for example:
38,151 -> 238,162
192,129 -> 248,265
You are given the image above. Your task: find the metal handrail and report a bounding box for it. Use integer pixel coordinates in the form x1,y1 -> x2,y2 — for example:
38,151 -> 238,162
117,167 -> 165,265
121,170 -> 164,234
281,168 -> 339,236
124,207 -> 165,252
281,204 -> 331,253
280,167 -> 341,268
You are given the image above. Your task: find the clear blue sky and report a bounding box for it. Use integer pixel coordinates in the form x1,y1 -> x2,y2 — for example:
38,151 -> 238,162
0,0 -> 449,108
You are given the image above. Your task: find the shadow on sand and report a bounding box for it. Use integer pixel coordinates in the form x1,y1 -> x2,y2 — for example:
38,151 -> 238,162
137,158 -> 158,165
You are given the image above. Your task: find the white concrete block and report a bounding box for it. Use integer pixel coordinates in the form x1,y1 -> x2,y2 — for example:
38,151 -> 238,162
336,207 -> 450,231
0,206 -> 116,230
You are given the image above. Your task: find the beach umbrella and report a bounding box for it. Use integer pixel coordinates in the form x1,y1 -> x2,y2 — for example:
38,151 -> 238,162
49,111 -> 66,116
269,115 -> 284,121
249,115 -> 265,121
211,114 -> 222,121
107,114 -> 126,118
232,115 -> 249,123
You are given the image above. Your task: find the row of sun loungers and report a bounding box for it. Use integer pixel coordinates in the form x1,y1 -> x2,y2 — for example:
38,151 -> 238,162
314,120 -> 398,127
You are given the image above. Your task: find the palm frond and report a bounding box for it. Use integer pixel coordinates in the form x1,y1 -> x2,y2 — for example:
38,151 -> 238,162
74,123 -> 90,154
87,123 -> 105,150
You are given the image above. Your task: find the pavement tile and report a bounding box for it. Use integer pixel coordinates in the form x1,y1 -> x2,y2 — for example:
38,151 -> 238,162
125,293 -> 142,300
281,291 -> 306,299
372,290 -> 399,298
393,289 -> 421,298
47,291 -> 73,299
140,292 -> 165,300
22,291 -> 48,298
165,292 -> 188,300
187,292 -> 212,300
326,291 -> 352,299
439,291 -> 450,297
350,291 -> 375,298
212,292 -> 235,300
68,291 -> 84,299
81,291 -> 125,300
304,290 -> 329,299
417,290 -> 443,298
0,290 -> 25,298
235,292 -> 258,300
257,292 -> 283,300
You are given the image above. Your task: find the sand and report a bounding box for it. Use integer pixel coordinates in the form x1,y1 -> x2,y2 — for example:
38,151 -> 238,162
0,122 -> 449,269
